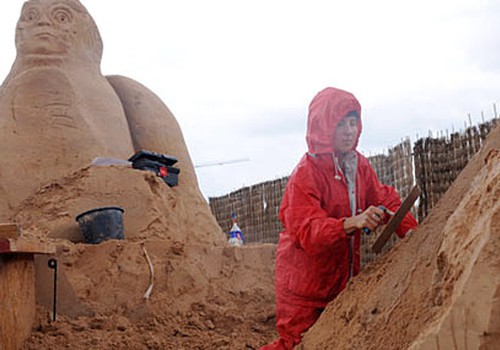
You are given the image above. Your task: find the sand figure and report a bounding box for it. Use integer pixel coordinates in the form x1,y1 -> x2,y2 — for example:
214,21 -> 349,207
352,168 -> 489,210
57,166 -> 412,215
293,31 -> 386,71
0,2 -> 272,348
0,0 -> 198,220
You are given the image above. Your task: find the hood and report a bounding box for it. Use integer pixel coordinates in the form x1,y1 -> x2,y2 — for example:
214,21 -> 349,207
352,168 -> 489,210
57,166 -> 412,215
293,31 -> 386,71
306,87 -> 362,154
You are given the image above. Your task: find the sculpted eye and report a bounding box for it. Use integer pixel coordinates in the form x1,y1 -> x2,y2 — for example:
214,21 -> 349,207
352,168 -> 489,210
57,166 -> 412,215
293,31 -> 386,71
22,8 -> 40,21
53,9 -> 72,23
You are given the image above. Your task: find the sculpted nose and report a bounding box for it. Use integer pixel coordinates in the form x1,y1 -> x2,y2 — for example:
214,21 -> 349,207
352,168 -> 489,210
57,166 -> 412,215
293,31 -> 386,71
36,13 -> 51,26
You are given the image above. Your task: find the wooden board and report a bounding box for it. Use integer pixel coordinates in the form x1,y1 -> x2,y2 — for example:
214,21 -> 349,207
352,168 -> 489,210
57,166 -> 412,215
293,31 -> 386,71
0,254 -> 36,350
0,223 -> 20,239
0,238 -> 56,254
0,236 -> 55,349
372,185 -> 421,254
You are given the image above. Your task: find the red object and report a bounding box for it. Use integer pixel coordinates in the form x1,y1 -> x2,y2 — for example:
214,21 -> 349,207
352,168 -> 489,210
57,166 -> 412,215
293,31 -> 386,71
0,239 -> 11,253
159,166 -> 168,177
263,88 -> 418,348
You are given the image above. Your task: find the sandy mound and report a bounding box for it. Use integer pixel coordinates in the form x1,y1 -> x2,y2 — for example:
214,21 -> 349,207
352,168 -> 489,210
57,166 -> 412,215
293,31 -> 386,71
300,124 -> 500,349
27,241 -> 277,349
9,164 -> 278,349
12,164 -> 224,246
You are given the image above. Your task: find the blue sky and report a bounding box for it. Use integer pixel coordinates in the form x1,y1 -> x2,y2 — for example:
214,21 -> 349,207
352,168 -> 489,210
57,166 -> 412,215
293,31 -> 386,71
1,0 -> 499,198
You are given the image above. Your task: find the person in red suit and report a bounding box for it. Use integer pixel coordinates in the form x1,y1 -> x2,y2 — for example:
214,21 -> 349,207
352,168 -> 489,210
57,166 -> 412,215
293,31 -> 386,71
261,87 -> 418,349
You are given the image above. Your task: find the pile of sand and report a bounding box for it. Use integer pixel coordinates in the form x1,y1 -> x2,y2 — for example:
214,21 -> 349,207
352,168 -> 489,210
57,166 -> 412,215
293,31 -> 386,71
9,164 -> 278,349
13,164 -> 224,246
26,241 -> 277,350
300,124 -> 500,349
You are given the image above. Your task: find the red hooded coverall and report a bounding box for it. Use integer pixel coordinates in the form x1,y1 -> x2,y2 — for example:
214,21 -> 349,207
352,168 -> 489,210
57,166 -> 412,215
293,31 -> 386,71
261,88 -> 418,349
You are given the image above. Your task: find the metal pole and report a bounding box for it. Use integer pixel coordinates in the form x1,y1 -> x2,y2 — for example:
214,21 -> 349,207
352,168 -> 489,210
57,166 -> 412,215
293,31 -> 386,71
48,258 -> 58,322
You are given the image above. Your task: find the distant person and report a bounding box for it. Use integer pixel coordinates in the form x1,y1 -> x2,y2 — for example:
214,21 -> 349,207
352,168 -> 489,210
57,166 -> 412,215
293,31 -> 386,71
261,87 -> 418,349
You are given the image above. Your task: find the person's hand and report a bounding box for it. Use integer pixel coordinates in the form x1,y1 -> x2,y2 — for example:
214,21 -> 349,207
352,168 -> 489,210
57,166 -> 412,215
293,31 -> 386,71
343,206 -> 385,235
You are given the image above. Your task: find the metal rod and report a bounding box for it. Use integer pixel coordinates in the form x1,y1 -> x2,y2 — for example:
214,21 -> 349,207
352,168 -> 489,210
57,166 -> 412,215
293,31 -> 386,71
48,258 -> 58,322
195,158 -> 250,168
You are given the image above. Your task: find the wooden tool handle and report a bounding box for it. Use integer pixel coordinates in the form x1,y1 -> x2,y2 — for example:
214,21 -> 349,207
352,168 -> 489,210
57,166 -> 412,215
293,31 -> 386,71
372,185 -> 421,254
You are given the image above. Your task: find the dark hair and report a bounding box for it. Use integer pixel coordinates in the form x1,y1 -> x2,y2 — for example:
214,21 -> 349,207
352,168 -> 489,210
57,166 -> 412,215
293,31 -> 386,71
345,110 -> 359,118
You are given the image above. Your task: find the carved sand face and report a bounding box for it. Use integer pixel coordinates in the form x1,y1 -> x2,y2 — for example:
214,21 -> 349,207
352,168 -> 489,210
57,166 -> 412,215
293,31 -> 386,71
15,0 -> 102,63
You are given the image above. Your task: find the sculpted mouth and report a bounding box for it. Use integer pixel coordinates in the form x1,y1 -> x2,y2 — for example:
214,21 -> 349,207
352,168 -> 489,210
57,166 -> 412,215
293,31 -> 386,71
34,32 -> 56,38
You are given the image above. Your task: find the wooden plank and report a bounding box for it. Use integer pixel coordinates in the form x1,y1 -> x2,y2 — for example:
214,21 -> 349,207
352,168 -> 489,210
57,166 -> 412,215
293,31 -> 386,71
0,238 -> 56,254
0,223 -> 20,239
372,185 -> 421,254
0,254 -> 36,350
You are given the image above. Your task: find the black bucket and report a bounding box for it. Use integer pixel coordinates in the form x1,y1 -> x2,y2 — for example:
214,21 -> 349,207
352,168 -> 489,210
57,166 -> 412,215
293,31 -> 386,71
75,206 -> 125,244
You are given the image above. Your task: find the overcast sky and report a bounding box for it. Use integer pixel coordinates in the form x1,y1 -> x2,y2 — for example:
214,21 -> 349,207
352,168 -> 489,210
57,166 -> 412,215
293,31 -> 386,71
1,0 -> 499,198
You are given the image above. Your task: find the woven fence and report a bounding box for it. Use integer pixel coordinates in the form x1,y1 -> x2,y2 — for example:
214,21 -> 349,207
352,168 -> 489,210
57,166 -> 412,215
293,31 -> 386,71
209,177 -> 288,244
413,121 -> 495,220
209,119 -> 498,259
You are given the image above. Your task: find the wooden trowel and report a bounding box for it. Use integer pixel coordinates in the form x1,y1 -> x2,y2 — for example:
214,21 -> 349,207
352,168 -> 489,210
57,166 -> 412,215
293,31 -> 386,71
372,185 -> 421,254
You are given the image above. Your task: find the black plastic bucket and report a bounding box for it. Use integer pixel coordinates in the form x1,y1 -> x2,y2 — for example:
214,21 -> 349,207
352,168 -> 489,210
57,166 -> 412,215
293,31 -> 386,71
75,206 -> 125,244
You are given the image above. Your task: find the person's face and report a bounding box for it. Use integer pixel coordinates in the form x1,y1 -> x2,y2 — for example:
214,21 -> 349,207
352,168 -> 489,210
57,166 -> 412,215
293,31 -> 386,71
333,115 -> 358,153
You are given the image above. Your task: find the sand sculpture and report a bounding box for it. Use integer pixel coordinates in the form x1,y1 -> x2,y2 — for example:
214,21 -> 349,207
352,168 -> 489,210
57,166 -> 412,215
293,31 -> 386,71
0,0 -> 198,222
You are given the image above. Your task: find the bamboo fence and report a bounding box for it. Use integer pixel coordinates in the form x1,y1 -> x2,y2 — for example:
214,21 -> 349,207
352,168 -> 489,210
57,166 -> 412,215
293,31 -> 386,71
209,177 -> 288,244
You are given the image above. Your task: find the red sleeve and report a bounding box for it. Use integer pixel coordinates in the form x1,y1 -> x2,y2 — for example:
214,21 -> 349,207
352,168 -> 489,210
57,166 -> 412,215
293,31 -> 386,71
279,160 -> 348,256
